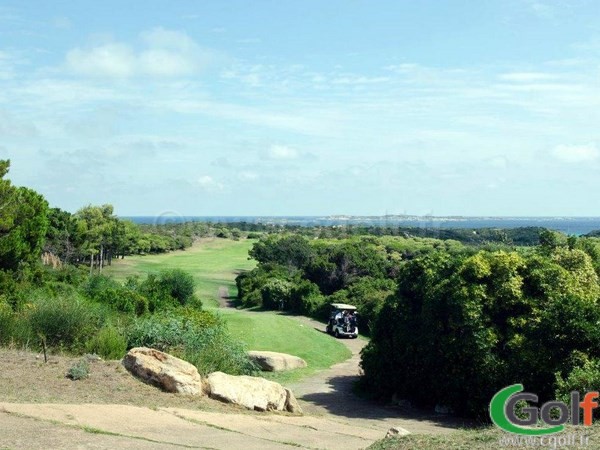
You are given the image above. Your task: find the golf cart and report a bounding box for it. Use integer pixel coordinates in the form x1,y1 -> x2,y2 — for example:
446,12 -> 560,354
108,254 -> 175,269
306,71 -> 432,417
326,303 -> 358,338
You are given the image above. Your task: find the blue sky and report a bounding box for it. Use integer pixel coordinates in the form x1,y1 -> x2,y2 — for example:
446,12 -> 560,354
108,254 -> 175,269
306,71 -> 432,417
2,0 -> 600,216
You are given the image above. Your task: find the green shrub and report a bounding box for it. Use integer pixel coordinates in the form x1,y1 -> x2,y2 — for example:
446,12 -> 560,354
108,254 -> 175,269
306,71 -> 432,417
156,269 -> 196,306
86,325 -> 127,360
0,299 -> 15,344
260,278 -> 292,310
84,274 -> 149,315
182,325 -> 257,376
126,310 -> 254,376
361,247 -> 600,419
67,358 -> 90,380
288,279 -> 325,314
27,294 -> 104,350
555,356 -> 600,405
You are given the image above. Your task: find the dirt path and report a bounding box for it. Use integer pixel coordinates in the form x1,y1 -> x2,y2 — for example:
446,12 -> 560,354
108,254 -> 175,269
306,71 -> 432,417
217,287 -> 465,437
217,286 -> 235,308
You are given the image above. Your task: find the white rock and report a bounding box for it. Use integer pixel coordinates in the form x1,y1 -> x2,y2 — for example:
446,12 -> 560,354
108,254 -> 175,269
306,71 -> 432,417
385,426 -> 411,438
247,351 -> 307,372
207,371 -> 302,413
122,347 -> 203,395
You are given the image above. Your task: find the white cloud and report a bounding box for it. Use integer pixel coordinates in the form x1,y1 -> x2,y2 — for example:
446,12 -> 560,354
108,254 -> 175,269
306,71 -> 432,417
553,143 -> 599,163
138,50 -> 196,76
499,72 -> 556,82
67,43 -> 135,77
65,28 -> 209,78
527,1 -> 557,19
268,145 -> 298,160
197,175 -> 224,190
238,171 -> 259,181
140,28 -> 197,52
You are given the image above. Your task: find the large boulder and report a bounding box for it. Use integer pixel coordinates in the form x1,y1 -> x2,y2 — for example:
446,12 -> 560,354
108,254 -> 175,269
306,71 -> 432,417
247,351 -> 307,372
206,371 -> 302,414
122,347 -> 203,395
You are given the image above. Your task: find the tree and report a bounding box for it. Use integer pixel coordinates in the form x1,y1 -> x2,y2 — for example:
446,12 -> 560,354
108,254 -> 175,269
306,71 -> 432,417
44,208 -> 79,264
0,161 -> 49,271
75,204 -> 118,273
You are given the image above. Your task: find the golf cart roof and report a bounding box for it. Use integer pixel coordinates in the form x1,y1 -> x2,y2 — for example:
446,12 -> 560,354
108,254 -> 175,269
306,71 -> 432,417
330,303 -> 357,311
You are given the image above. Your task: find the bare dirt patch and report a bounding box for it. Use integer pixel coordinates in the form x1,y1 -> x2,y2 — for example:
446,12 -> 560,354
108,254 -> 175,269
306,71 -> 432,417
0,347 -> 238,413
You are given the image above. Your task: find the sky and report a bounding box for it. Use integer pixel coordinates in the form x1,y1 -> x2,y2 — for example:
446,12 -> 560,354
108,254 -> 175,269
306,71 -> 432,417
1,0 -> 600,217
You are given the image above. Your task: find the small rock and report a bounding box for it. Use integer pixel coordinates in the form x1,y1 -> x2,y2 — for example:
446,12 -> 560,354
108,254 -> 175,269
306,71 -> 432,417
386,427 -> 411,438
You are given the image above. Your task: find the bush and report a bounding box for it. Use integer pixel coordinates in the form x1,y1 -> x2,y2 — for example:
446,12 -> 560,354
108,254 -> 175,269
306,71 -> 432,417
84,274 -> 149,315
182,325 -> 257,376
27,294 -> 105,350
0,300 -> 15,344
67,358 -> 90,380
138,270 -> 199,311
288,279 -> 325,314
361,247 -> 600,419
260,278 -> 292,310
555,356 -> 600,405
126,310 -> 254,376
157,269 -> 196,306
86,325 -> 127,360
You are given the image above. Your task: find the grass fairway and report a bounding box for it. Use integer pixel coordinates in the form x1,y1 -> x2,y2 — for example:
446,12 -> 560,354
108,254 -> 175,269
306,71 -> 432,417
220,308 -> 351,383
104,238 -> 256,307
105,238 -> 351,382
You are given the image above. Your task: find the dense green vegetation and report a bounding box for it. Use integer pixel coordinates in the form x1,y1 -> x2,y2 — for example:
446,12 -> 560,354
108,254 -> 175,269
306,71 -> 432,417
237,229 -> 600,419
0,160 -> 256,377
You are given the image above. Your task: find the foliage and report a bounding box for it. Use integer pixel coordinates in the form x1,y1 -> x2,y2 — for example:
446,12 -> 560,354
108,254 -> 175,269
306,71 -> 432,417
67,358 -> 90,380
361,246 -> 600,418
155,269 -> 197,306
126,309 -> 254,376
555,357 -> 600,414
0,161 -> 49,271
84,274 -> 149,315
86,325 -> 127,360
26,293 -> 106,350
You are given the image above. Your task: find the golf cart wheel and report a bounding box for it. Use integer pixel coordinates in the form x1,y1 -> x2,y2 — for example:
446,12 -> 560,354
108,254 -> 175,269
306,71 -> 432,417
334,329 -> 340,338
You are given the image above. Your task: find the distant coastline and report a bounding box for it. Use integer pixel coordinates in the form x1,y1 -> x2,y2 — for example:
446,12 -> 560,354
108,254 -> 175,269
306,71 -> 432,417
121,215 -> 600,236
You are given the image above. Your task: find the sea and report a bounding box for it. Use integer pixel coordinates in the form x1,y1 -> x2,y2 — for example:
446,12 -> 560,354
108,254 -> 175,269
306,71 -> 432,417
122,216 -> 600,236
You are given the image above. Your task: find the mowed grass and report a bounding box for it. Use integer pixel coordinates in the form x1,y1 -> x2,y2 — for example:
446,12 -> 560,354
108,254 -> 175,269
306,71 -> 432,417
220,308 -> 351,383
105,238 -> 351,382
104,238 -> 256,307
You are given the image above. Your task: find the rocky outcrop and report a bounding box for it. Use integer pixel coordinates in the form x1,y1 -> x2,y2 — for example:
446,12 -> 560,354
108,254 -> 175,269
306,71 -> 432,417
122,347 -> 203,395
247,351 -> 307,372
206,371 -> 302,414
